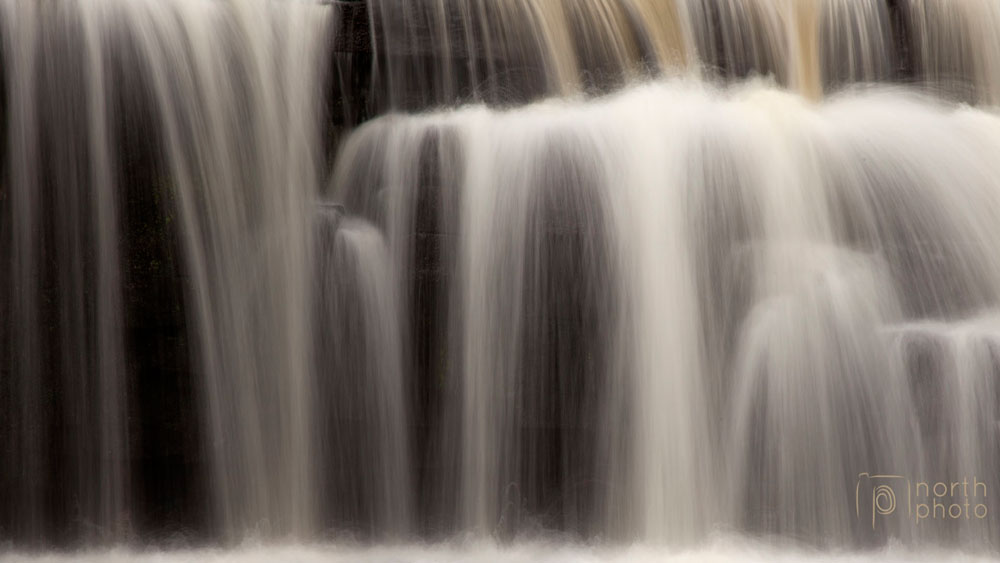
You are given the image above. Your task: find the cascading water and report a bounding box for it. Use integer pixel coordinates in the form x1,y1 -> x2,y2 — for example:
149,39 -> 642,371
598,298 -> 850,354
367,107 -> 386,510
0,0 -> 409,545
3,0 -> 1000,561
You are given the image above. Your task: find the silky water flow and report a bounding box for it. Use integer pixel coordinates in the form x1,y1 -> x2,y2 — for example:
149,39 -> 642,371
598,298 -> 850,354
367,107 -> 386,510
2,0 -> 1000,560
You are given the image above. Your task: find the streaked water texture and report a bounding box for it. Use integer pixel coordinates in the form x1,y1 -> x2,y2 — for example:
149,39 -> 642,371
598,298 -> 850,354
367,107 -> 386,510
2,0 -> 1000,558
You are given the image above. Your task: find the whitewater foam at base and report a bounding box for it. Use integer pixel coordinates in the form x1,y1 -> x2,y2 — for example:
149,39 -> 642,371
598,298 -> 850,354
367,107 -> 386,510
3,539 -> 998,563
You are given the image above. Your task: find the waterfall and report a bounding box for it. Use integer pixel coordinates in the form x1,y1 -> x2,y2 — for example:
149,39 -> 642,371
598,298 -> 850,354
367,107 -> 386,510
115,0 -> 329,538
332,80 -> 1000,547
0,0 -> 410,545
313,209 -> 412,536
1,0 -> 130,543
3,0 -> 1000,557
